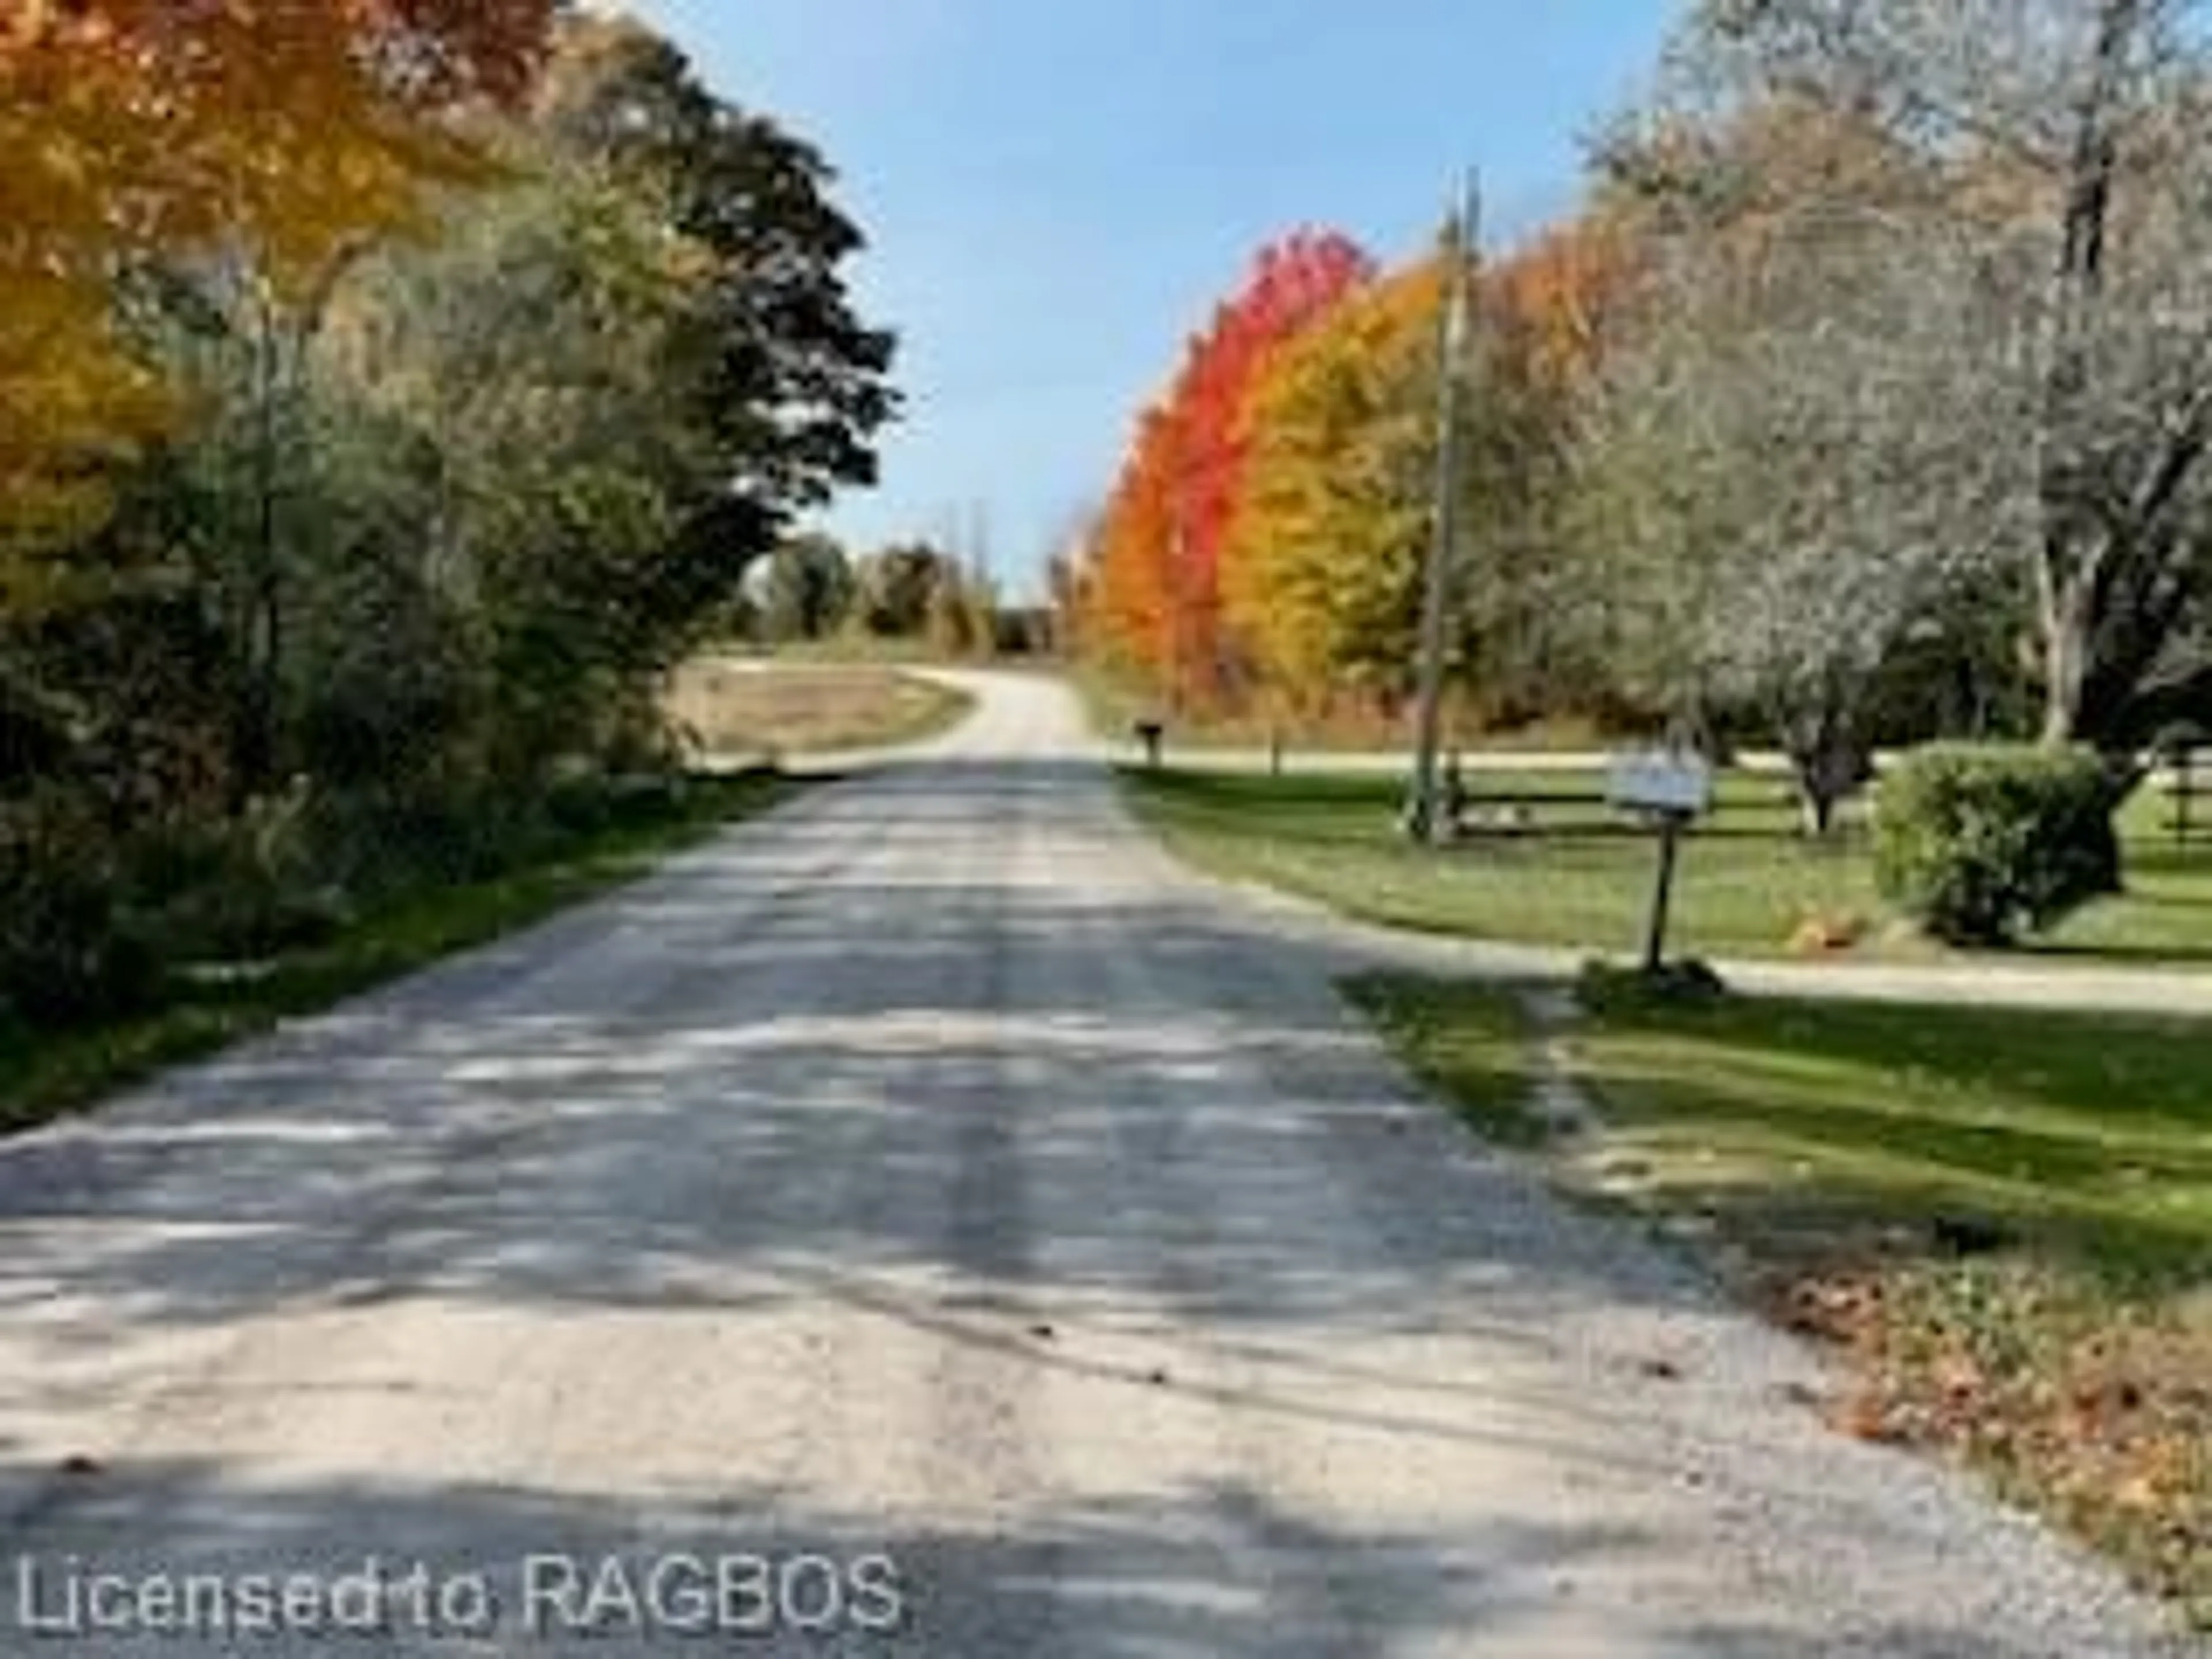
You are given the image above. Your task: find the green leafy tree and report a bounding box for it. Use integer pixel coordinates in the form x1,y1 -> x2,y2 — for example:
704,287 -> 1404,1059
533,15 -> 899,594
760,535 -> 856,643
852,543 -> 952,639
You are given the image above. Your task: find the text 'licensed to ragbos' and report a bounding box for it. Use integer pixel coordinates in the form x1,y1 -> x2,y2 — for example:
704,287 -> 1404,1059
14,1550 -> 909,1641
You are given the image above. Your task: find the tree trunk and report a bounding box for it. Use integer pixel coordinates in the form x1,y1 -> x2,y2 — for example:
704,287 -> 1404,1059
2035,535 -> 2187,753
232,585 -> 282,810
1798,785 -> 1838,840
2034,0 -> 2137,748
1785,702 -> 1870,842
229,290 -> 285,813
2038,567 -> 2092,746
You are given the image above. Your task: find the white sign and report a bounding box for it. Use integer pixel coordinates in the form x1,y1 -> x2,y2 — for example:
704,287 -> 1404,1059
1607,750 -> 1714,817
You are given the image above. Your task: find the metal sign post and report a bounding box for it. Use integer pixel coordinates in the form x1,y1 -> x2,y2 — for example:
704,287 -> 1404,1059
1641,809 -> 1691,974
1608,751 -> 1715,975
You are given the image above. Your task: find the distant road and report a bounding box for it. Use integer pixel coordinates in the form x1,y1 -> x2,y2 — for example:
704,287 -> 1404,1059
0,672 -> 2173,1656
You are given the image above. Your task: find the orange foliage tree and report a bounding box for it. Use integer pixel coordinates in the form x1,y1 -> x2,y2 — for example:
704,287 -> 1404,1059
1466,214 -> 1640,724
0,0 -> 554,547
1487,215 -> 1635,395
1090,403 -> 1185,690
1084,211 -> 1646,725
1085,230 -> 1373,706
1216,213 -> 1638,727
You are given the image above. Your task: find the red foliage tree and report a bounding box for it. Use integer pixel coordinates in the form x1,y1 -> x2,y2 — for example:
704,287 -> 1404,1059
1087,229 -> 1374,704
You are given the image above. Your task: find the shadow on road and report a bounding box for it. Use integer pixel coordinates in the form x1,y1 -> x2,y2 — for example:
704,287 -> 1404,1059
0,757 -> 2171,1655
0,1453 -> 2069,1658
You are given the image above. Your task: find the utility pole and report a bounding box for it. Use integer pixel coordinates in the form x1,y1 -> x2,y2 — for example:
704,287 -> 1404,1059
1404,168 -> 1480,844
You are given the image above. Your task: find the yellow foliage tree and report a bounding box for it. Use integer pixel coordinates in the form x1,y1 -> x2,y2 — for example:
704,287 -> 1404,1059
0,1 -> 550,552
1218,224 -> 1623,724
1221,262 -> 1446,706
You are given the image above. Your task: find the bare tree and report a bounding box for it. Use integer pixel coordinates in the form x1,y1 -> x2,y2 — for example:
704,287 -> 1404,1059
1613,0 -> 2212,754
1581,174 -> 2033,831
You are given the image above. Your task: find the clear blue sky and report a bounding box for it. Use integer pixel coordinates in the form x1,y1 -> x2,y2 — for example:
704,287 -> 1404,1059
637,1 -> 1683,597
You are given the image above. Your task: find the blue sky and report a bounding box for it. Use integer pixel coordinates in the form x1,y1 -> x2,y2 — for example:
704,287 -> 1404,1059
638,1 -> 1683,596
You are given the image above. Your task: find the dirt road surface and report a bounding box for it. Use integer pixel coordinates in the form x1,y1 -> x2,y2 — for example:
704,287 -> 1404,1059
0,673 -> 2181,1656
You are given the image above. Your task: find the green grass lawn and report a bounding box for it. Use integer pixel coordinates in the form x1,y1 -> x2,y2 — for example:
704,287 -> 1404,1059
1123,764 -> 2212,966
1350,972 -> 2212,1628
0,769 -> 802,1134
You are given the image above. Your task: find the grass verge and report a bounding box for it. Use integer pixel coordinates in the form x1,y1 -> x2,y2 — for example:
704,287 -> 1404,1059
1124,764 -> 2212,966
1347,971 -> 2212,1629
0,769 -> 802,1135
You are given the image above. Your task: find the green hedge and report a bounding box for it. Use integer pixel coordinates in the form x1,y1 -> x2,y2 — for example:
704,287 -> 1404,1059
1874,744 -> 2121,946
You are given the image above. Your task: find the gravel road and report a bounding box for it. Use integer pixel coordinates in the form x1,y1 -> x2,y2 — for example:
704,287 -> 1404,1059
0,672 -> 2188,1656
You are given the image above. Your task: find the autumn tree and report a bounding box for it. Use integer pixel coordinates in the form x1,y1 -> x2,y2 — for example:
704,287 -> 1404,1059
1461,217 -> 1635,726
1222,263 -> 1445,706
1217,228 -> 1608,725
1089,403 -> 1187,688
1,10 -> 902,1021
0,1 -> 554,552
1085,231 -> 1373,704
1169,232 -> 1377,699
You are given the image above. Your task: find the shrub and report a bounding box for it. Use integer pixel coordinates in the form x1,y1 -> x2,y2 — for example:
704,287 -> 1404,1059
1874,745 -> 2121,946
0,793 -> 159,1025
135,782 -> 352,963
324,788 -> 533,896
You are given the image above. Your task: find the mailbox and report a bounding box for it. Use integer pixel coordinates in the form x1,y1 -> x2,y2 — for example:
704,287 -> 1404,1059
1607,751 -> 1714,819
1605,749 -> 1714,976
1132,718 -> 1166,770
